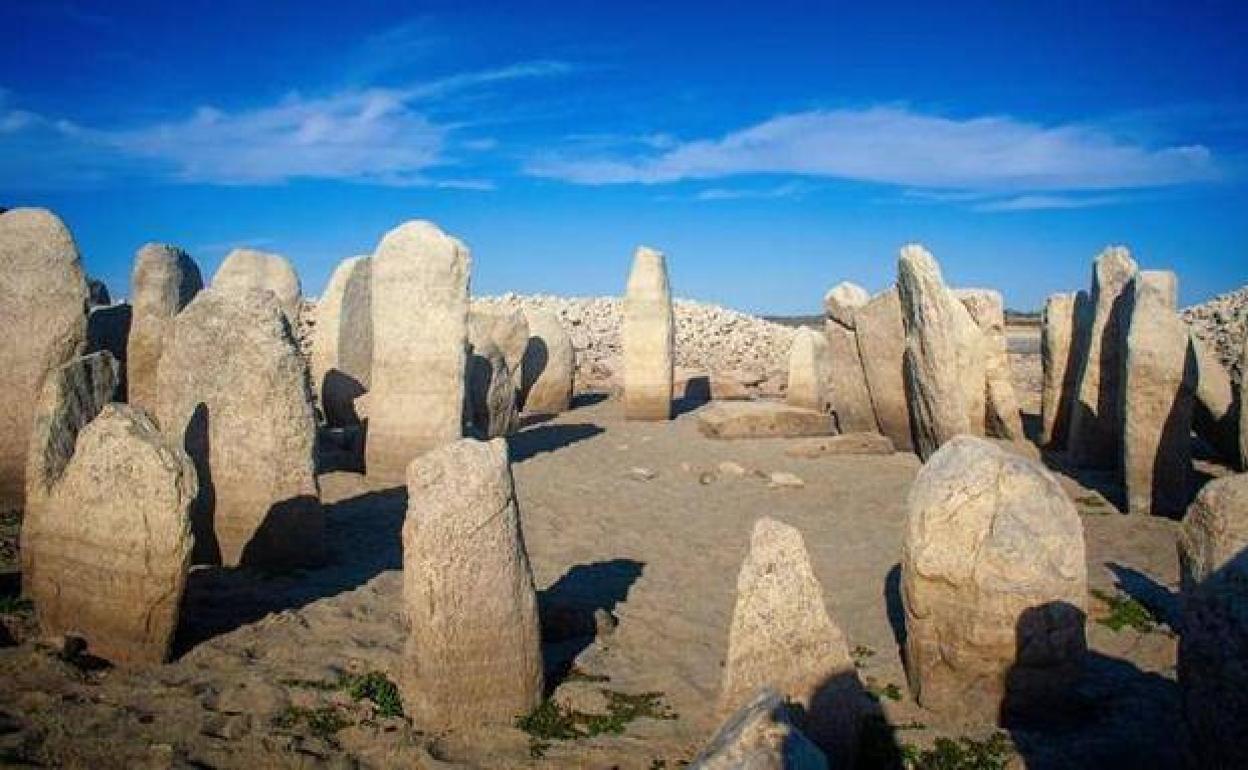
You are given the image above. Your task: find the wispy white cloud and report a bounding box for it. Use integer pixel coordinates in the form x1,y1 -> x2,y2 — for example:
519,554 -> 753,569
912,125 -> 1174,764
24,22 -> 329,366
972,193 -> 1125,212
527,106 -> 1220,192
695,181 -> 812,201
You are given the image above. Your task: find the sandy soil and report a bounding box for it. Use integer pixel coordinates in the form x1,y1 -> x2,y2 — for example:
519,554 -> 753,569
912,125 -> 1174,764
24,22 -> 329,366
0,328 -> 1200,769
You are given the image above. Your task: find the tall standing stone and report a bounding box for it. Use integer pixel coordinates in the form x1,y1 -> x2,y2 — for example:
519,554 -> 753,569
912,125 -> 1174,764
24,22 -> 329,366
898,245 -> 973,460
366,221 -> 470,481
856,287 -> 913,451
822,282 -> 877,434
786,327 -> 830,412
466,341 -> 518,438
127,244 -> 204,413
1122,271 -> 1195,516
310,255 -> 372,427
212,248 -> 302,323
957,289 -> 1025,441
157,289 -> 323,568
23,403 -> 195,665
1190,334 -> 1241,469
0,208 -> 89,508
623,246 -> 675,421
1067,246 -> 1139,468
521,308 -> 575,414
1176,473 -> 1248,769
902,436 -> 1087,723
719,518 -> 860,764
401,438 -> 543,729
1040,291 -> 1085,448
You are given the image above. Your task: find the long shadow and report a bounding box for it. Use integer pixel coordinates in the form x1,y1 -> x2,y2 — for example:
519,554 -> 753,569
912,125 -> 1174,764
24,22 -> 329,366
671,375 -> 712,417
1105,562 -> 1180,630
508,423 -> 604,463
538,558 -> 644,690
1038,448 -> 1126,511
884,563 -> 906,652
172,485 -> 406,658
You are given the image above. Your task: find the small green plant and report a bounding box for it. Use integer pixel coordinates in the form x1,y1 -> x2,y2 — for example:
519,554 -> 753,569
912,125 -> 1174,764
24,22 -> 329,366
272,705 -> 352,741
343,671 -> 404,718
851,644 -> 877,667
866,676 -> 904,701
901,733 -> 1012,770
1091,588 -> 1161,633
0,595 -> 32,614
515,689 -> 679,757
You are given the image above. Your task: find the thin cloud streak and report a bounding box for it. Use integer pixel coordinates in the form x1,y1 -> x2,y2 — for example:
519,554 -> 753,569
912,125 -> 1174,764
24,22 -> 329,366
973,193 -> 1125,212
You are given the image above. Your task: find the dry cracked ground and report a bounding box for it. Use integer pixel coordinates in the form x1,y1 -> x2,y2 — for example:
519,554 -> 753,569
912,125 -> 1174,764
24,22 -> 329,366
0,327 -> 1206,769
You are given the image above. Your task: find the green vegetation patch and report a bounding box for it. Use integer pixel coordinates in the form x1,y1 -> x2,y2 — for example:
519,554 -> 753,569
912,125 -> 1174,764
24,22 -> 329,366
1091,588 -> 1162,634
516,689 -> 678,758
901,733 -> 1013,770
280,669 -> 404,718
0,595 -> 32,615
272,705 -> 352,742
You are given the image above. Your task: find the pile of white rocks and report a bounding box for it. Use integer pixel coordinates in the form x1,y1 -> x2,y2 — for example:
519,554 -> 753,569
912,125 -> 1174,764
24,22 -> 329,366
1182,285 -> 1247,385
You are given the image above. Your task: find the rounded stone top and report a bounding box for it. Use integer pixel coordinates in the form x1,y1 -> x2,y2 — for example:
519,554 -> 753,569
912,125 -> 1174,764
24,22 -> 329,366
213,248 -> 302,316
823,281 -> 870,327
378,220 -> 469,258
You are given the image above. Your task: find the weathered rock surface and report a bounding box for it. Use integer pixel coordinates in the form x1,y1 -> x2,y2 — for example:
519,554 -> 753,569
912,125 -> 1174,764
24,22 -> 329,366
127,244 -> 204,413
1176,473 -> 1248,769
520,307 -> 574,414
1040,292 -> 1084,448
623,246 -> 675,420
698,402 -> 834,440
783,433 -> 894,458
401,438 -> 543,729
1190,333 -> 1241,469
786,327 -> 830,412
0,208 -> 89,508
690,688 -> 828,770
1067,246 -> 1139,468
310,256 -> 372,427
157,289 -> 323,568
1122,271 -> 1196,516
466,341 -> 518,438
719,518 -> 859,763
957,288 -> 1024,441
823,281 -> 870,329
1242,337 -> 1248,468
366,221 -> 470,481
902,435 -> 1087,723
212,248 -> 302,323
824,320 -> 878,434
23,404 -> 195,665
469,307 -> 530,395
86,303 -> 132,401
855,286 -> 913,451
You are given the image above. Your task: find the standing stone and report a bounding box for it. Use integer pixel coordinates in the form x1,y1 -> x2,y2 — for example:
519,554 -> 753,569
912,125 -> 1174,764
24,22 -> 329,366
367,221 -> 470,481
823,281 -> 870,329
957,289 -> 1025,441
401,438 -> 543,729
212,248 -> 302,323
623,246 -> 675,421
0,208 -> 89,508
23,404 -> 195,665
1190,333 -> 1240,469
1176,473 -> 1248,769
157,289 -> 323,568
466,341 -> 518,438
719,518 -> 860,764
310,256 -> 372,427
1122,271 -> 1195,516
856,287 -> 913,451
786,327 -> 830,412
469,307 -> 530,396
1040,292 -> 1084,448
902,436 -> 1087,723
898,245 -> 973,460
690,688 -> 828,770
86,303 -> 132,401
1067,246 -> 1139,468
824,320 -> 878,434
521,308 -> 575,414
127,244 -> 204,414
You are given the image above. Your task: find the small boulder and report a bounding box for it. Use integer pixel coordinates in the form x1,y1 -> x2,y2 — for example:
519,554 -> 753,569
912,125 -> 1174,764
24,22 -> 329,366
690,688 -> 828,770
698,402 -> 834,440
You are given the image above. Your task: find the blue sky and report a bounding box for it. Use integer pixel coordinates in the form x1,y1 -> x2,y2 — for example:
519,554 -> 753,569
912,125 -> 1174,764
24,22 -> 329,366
2,0 -> 1246,313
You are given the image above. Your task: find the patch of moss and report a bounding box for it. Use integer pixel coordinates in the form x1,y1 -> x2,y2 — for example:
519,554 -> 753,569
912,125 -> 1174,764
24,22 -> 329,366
1091,588 -> 1161,634
866,676 -> 904,702
515,689 -> 679,758
900,733 -> 1013,770
343,671 -> 404,718
852,644 -> 877,667
271,705 -> 352,742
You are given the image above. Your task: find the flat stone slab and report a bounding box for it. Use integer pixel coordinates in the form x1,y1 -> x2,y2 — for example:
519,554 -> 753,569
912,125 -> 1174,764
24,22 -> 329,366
784,433 -> 894,458
697,401 -> 833,439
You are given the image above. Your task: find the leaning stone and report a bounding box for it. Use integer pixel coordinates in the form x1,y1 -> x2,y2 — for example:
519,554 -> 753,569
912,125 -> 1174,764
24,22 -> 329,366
690,688 -> 828,770
1040,292 -> 1084,448
855,286 -> 913,451
783,433 -> 894,458
698,402 -> 834,440
1122,271 -> 1195,516
786,327 -> 830,412
719,518 -> 859,763
521,308 -> 575,414
902,436 -> 1086,723
366,221 -> 471,481
470,307 -> 530,396
1189,334 -> 1240,469
22,404 -> 195,665
823,281 -> 870,329
157,289 -> 323,568
86,303 -> 132,401
957,289 -> 1024,441
0,208 -> 89,509
211,248 -> 302,323
824,320 -> 878,434
1066,246 -> 1138,468
466,340 -> 518,438
401,438 -> 543,729
623,246 -> 675,420
898,245 -> 973,460
310,255 -> 372,427
1176,473 -> 1248,770
127,244 -> 204,413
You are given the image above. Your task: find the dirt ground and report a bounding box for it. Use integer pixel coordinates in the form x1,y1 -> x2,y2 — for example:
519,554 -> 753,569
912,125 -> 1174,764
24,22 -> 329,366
0,329 -> 1203,769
